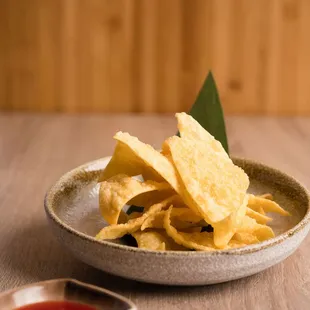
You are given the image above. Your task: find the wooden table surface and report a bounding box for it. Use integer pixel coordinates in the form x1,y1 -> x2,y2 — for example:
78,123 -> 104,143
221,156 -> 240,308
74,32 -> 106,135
0,113 -> 310,310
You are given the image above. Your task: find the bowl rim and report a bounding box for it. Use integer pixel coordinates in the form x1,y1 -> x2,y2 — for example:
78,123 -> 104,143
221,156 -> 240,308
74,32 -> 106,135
44,157 -> 310,257
0,278 -> 137,309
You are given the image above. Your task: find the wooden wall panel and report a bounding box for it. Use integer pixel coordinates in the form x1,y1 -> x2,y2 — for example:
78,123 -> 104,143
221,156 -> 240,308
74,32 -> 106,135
0,0 -> 310,115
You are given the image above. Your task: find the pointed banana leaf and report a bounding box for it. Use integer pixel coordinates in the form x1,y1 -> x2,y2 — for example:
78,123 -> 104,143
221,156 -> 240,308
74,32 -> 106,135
179,71 -> 229,154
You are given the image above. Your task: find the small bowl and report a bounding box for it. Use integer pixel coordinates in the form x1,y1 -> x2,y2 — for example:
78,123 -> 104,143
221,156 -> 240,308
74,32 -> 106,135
0,278 -> 136,310
44,157 -> 310,286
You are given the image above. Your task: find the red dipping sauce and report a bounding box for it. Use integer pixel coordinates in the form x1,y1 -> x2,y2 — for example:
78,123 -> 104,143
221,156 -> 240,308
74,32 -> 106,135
15,301 -> 97,310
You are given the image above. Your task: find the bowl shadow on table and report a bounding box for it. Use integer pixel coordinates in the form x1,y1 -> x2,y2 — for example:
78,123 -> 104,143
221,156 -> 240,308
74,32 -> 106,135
2,219 -> 134,293
2,218 -> 291,299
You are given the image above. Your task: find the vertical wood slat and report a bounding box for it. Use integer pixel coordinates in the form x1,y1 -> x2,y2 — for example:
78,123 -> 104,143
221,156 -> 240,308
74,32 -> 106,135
0,0 -> 310,115
278,0 -> 300,114
61,0 -> 78,112
157,0 -> 182,113
0,0 -> 8,109
37,0 -> 61,112
6,0 -> 40,111
296,0 -> 310,115
138,0 -> 158,113
180,0 -> 214,112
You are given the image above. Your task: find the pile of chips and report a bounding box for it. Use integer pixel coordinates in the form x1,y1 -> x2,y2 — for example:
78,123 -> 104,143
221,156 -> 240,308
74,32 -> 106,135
95,113 -> 290,251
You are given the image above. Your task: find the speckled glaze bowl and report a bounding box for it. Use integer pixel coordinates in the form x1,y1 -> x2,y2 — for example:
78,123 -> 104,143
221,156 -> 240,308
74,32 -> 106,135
44,157 -> 310,286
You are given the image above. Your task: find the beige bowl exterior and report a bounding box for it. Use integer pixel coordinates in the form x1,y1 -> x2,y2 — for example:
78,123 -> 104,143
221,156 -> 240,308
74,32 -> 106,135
44,157 -> 310,286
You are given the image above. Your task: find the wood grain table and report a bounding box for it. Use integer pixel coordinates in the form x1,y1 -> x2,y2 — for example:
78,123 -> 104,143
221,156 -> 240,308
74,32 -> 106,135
0,113 -> 310,310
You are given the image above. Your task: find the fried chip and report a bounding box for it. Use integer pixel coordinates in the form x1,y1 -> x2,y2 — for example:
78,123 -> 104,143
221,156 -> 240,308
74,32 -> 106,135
254,226 -> 275,242
164,206 -> 215,251
99,141 -> 160,182
114,132 -> 182,192
165,135 -> 249,224
141,207 -> 202,231
170,208 -> 203,224
248,194 -> 290,216
212,195 -> 248,248
246,207 -> 272,225
251,193 -> 274,215
237,215 -> 275,241
128,188 -> 175,209
99,174 -> 171,225
180,227 -> 202,233
140,210 -> 165,230
132,230 -> 187,251
257,206 -> 265,215
179,231 -> 246,249
176,112 -> 225,154
260,193 -> 273,200
170,112 -> 250,248
128,212 -> 142,220
113,132 -> 204,217
164,206 -> 245,250
232,232 -> 259,245
132,231 -> 166,250
96,196 -> 177,240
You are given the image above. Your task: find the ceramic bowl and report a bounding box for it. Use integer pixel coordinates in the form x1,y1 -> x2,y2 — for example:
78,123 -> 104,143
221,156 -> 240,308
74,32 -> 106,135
44,157 -> 310,286
0,278 -> 136,310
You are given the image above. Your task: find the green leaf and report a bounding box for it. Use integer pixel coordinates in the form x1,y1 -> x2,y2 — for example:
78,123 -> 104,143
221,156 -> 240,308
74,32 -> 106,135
182,71 -> 229,154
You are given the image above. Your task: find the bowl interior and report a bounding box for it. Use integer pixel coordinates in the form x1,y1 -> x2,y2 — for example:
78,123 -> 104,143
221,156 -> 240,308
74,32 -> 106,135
47,157 -> 309,248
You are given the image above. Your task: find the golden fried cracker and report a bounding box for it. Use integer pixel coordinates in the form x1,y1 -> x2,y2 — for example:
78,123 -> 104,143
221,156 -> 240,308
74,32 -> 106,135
260,193 -> 273,200
248,194 -> 290,216
99,141 -> 159,182
246,207 -> 272,225
141,207 -> 203,231
96,196 -> 177,240
165,135 -> 249,224
237,215 -> 275,241
132,230 -> 187,251
164,206 -> 246,250
114,132 -> 182,192
99,174 -> 171,225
